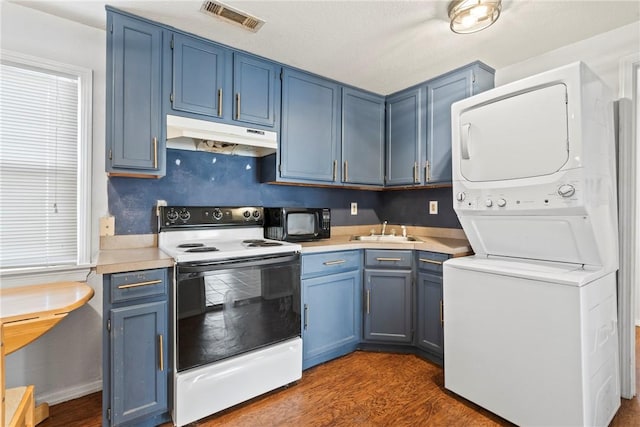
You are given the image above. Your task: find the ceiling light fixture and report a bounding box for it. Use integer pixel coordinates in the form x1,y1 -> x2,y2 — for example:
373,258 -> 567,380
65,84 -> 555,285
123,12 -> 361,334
448,0 -> 502,34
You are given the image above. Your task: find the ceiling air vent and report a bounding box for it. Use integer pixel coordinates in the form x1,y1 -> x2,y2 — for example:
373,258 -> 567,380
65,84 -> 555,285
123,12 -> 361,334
200,1 -> 265,32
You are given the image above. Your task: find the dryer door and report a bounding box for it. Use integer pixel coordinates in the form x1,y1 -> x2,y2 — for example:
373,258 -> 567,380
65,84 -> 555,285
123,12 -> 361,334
459,83 -> 569,182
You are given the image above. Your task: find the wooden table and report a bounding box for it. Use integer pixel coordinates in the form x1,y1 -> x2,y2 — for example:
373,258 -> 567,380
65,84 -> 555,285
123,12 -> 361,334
1,281 -> 94,424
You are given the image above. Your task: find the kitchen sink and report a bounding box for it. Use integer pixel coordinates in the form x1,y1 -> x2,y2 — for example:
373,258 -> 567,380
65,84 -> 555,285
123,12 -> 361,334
350,235 -> 420,243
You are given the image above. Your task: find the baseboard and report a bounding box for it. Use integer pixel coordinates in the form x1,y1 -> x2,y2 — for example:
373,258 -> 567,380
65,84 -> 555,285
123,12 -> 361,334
35,380 -> 102,406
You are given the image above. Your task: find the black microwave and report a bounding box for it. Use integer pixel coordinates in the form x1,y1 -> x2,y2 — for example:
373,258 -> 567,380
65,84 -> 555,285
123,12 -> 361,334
264,207 -> 331,242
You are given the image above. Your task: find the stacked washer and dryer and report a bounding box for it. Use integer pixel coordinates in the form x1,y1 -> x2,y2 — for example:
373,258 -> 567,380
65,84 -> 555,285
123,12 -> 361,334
444,62 -> 620,426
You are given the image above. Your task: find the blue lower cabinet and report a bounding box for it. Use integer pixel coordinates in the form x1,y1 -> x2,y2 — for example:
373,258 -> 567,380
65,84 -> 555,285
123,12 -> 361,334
103,268 -> 170,426
301,251 -> 362,369
363,269 -> 413,343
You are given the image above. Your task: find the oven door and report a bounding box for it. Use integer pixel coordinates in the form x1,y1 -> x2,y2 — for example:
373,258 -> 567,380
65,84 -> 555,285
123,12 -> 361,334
175,252 -> 301,372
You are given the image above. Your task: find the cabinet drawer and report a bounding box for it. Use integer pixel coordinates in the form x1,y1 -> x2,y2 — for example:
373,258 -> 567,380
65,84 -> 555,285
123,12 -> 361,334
365,250 -> 412,269
302,250 -> 361,278
110,268 -> 167,303
416,251 -> 450,274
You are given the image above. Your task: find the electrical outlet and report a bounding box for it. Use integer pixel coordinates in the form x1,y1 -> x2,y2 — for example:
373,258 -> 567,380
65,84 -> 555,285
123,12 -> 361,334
351,202 -> 358,215
429,201 -> 438,215
100,216 -> 115,236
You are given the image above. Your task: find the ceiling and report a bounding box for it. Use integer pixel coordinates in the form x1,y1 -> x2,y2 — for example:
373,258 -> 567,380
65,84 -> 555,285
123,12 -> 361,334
11,0 -> 640,94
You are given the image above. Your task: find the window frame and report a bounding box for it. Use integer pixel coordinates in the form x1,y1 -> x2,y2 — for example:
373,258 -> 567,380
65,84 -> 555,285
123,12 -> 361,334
0,49 -> 93,278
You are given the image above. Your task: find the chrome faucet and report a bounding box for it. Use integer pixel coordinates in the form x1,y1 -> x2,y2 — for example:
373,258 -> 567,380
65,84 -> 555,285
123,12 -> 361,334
381,220 -> 388,236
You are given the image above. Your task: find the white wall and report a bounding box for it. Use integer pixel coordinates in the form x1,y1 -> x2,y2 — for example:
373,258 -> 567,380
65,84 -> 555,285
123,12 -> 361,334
0,2 -> 108,404
496,21 -> 640,94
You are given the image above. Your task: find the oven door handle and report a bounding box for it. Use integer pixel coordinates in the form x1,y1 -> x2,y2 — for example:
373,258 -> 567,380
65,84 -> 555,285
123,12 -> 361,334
177,252 -> 300,273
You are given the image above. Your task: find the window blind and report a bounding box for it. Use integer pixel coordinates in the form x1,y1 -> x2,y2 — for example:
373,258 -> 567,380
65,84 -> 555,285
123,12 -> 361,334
0,62 -> 80,268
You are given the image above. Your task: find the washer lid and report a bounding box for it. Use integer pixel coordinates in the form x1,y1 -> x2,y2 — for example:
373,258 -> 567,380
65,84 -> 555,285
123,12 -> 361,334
458,83 -> 569,182
444,255 -> 606,286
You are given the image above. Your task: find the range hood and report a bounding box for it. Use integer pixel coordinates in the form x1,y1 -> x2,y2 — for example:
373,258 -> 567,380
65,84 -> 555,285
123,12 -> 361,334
166,115 -> 277,157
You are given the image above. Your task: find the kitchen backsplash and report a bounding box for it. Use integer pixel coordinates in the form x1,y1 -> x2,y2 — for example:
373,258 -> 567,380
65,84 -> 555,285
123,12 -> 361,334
108,149 -> 460,234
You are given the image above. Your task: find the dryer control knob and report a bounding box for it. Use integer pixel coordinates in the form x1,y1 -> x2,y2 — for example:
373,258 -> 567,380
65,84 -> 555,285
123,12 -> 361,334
558,184 -> 575,198
485,199 -> 493,207
497,198 -> 507,207
456,192 -> 466,202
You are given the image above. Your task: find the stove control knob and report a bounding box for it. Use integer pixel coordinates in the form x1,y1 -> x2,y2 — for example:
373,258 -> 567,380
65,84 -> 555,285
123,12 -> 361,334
252,210 -> 261,219
179,209 -> 191,221
558,184 -> 575,198
497,198 -> 507,208
456,192 -> 466,202
243,210 -> 251,219
212,208 -> 223,220
166,209 -> 179,222
485,199 -> 493,207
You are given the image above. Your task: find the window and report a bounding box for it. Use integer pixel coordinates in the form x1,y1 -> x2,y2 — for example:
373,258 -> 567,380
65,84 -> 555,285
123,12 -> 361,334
0,51 -> 92,271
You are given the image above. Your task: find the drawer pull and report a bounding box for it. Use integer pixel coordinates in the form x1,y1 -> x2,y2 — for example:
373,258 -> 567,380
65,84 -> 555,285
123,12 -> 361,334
158,334 -> 164,371
217,88 -> 223,116
323,259 -> 346,266
117,279 -> 162,290
376,257 -> 402,262
303,304 -> 309,330
419,258 -> 443,265
440,300 -> 444,327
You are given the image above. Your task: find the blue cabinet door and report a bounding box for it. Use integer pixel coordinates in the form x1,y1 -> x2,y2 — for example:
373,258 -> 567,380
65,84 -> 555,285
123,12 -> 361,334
107,12 -> 164,176
233,53 -> 278,127
171,33 -> 227,118
426,71 -> 472,184
110,301 -> 168,426
363,269 -> 412,343
385,87 -> 425,185
416,271 -> 444,357
302,269 -> 362,369
342,88 -> 385,185
425,63 -> 494,184
280,69 -> 340,183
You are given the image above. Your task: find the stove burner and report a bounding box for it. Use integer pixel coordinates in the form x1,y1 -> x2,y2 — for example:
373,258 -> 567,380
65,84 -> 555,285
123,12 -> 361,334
247,242 -> 283,247
185,246 -> 219,253
178,243 -> 205,248
242,239 -> 266,244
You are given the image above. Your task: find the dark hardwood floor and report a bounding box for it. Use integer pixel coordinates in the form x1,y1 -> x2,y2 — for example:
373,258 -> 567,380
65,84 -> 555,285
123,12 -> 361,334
40,328 -> 640,426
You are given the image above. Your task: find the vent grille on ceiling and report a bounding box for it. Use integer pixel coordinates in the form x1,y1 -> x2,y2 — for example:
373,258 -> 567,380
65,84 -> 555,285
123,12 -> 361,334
200,1 -> 265,32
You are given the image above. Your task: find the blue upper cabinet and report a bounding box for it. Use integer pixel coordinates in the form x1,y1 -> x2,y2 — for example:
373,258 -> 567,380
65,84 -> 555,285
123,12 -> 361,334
171,33 -> 228,118
425,63 -> 494,183
233,53 -> 278,127
280,69 -> 341,183
342,88 -> 385,186
385,87 -> 425,186
106,11 -> 165,177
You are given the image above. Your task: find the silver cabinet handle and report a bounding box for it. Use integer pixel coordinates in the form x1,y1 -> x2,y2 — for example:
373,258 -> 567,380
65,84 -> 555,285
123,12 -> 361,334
425,160 -> 431,182
366,290 -> 370,314
303,304 -> 309,330
413,162 -> 419,183
158,334 -> 164,371
152,137 -> 158,169
419,258 -> 443,265
332,160 -> 337,181
235,92 -> 240,120
217,88 -> 223,117
323,259 -> 346,266
117,279 -> 162,290
440,300 -> 444,327
344,160 -> 348,182
376,257 -> 402,262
